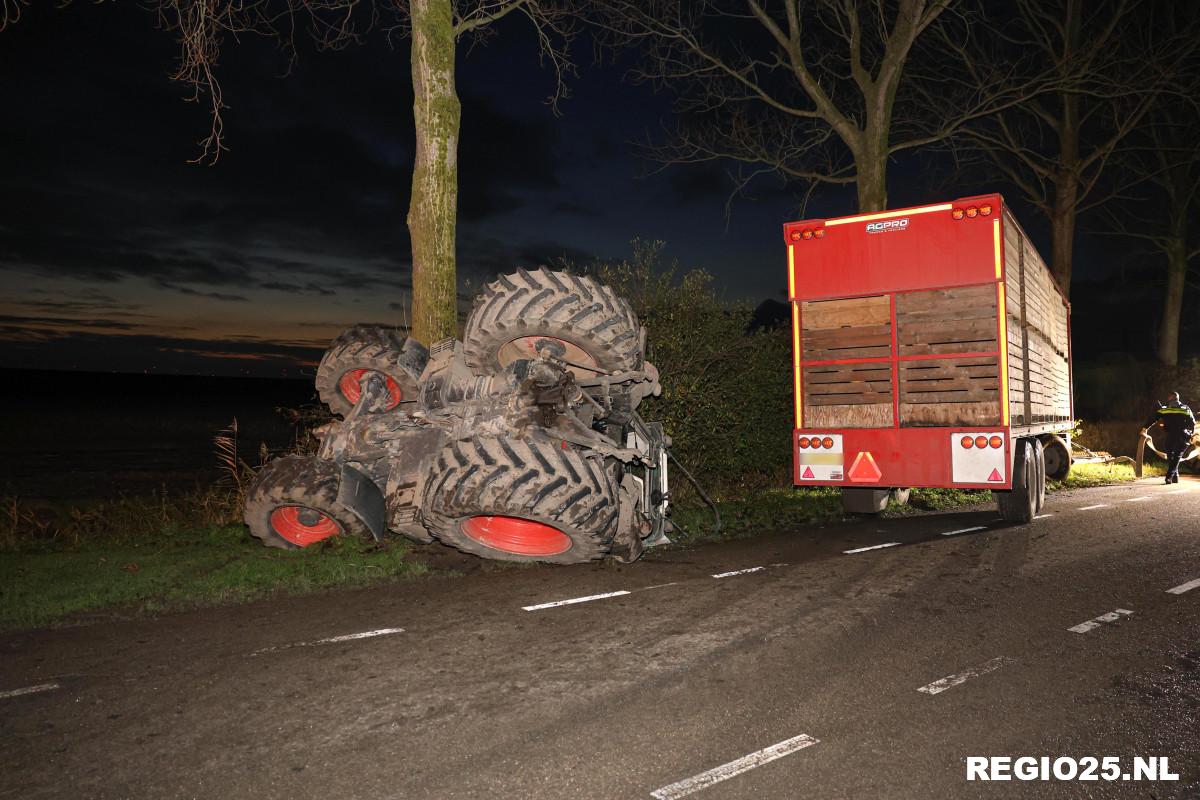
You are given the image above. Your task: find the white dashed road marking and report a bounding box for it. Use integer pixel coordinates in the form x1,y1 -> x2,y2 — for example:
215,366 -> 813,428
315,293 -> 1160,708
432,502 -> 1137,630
917,657 -> 1015,696
940,526 -> 986,537
250,627 -> 405,655
1078,504 -> 1110,511
1166,578 -> 1200,595
650,734 -> 819,800
1068,609 -> 1133,634
712,567 -> 766,579
1165,488 -> 1192,495
1033,514 -> 1052,519
0,682 -> 60,701
1125,496 -> 1153,503
522,591 -> 631,611
844,542 -> 901,554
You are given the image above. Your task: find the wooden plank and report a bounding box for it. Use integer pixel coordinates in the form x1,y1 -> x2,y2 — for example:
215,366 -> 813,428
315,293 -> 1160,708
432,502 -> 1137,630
901,400 -> 1001,427
802,296 -> 889,329
804,402 -> 893,428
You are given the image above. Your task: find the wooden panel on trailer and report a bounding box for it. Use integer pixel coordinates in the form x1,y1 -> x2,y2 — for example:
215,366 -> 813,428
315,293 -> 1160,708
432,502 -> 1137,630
804,364 -> 893,406
804,402 -> 894,428
901,400 -> 1002,427
896,285 -> 998,356
802,295 -> 890,329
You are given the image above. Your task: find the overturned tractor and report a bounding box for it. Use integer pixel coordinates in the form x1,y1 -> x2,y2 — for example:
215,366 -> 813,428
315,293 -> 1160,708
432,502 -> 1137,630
244,269 -> 671,564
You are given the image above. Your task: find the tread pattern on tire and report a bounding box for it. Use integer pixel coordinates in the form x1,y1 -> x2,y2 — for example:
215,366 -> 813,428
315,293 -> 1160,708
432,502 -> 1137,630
462,268 -> 642,375
315,325 -> 428,417
995,439 -> 1037,523
244,455 -> 368,549
420,432 -> 619,564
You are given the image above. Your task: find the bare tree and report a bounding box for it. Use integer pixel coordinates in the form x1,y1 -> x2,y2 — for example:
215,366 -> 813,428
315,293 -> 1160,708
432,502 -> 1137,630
942,0 -> 1196,296
1100,114 -> 1200,367
7,0 -> 579,346
592,0 -> 1060,214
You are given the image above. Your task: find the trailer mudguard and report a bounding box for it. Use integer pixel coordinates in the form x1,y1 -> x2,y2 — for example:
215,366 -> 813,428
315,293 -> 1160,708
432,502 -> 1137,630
337,463 -> 388,541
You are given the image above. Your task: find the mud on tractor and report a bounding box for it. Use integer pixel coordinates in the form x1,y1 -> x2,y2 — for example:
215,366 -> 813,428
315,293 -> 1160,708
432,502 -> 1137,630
244,268 -> 672,564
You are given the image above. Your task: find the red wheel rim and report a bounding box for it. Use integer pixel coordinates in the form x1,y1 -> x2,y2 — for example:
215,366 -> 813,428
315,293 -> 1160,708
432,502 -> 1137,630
460,515 -> 572,556
497,336 -> 600,378
338,369 -> 402,410
269,506 -> 341,546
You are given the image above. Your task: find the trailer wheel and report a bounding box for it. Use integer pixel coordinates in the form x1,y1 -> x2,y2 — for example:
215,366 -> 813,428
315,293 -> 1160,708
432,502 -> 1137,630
244,455 -> 368,549
994,439 -> 1040,523
1042,435 -> 1071,482
315,325 -> 428,418
1031,437 -> 1046,513
420,433 -> 619,564
462,268 -> 643,379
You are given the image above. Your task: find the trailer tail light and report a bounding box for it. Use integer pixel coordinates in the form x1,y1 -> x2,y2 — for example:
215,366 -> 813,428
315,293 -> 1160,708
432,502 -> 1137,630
796,433 -> 844,480
951,432 -> 1007,485
966,206 -> 979,218
952,204 -> 992,220
789,226 -> 825,241
952,208 -> 965,220
979,204 -> 992,216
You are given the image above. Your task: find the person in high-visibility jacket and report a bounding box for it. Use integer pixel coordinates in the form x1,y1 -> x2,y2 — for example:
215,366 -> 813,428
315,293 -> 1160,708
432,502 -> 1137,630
1143,392 -> 1196,484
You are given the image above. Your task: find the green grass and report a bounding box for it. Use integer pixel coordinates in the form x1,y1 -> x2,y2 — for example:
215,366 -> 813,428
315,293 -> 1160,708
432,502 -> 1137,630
0,525 -> 425,632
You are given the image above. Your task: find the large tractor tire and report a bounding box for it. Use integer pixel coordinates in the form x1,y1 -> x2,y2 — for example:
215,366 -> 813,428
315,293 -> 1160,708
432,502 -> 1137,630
244,455 -> 368,549
1042,434 -> 1071,482
421,433 -> 619,564
316,325 -> 428,418
462,268 -> 642,379
995,439 -> 1042,524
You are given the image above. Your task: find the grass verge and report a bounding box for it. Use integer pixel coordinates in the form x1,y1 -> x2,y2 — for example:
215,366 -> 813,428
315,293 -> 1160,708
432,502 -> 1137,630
0,524 -> 425,633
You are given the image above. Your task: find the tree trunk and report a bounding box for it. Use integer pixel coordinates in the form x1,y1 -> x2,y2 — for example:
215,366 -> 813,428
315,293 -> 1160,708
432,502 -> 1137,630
854,134 -> 889,212
1157,237 -> 1187,367
1048,175 -> 1078,295
407,0 -> 461,346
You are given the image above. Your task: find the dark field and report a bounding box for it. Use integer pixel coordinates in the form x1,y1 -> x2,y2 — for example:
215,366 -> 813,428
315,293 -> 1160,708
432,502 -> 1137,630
0,369 -> 315,499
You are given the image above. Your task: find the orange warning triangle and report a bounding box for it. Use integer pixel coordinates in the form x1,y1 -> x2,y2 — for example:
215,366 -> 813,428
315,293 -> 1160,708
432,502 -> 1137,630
847,452 -> 882,483
801,465 -> 815,479
987,468 -> 1002,482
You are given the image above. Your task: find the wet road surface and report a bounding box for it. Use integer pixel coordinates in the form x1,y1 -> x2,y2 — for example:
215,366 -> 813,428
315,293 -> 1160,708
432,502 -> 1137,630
2,478 -> 1198,799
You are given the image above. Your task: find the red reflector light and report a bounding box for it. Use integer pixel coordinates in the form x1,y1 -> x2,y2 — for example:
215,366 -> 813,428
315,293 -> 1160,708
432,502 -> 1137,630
980,204 -> 992,216
961,435 -> 974,448
798,437 -> 810,448
802,229 -> 814,240
814,228 -> 825,238
811,438 -> 824,449
821,436 -> 834,449
989,435 -> 1003,449
966,206 -> 979,218
974,435 -> 988,449
790,230 -> 801,241
848,451 -> 882,483
952,208 -> 965,220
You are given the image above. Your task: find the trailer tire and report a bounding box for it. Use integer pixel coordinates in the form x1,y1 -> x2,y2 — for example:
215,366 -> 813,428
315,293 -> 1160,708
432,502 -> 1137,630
1031,437 -> 1046,513
462,268 -> 643,379
421,433 -> 619,564
244,455 -> 368,549
994,439 -> 1039,523
316,325 -> 427,418
1042,434 -> 1071,481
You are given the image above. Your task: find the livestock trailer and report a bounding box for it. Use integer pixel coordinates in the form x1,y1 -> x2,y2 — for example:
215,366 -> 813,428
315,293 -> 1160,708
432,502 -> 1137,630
783,194 -> 1073,522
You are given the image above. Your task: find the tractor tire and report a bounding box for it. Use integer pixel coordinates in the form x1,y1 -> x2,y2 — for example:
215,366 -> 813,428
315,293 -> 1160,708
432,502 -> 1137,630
420,433 -> 619,564
994,439 -> 1040,524
1042,434 -> 1071,481
315,325 -> 428,418
244,455 -> 368,549
462,268 -> 642,379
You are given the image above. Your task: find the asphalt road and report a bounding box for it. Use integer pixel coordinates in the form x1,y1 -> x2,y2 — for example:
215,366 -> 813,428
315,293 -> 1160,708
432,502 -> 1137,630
2,478 -> 1198,799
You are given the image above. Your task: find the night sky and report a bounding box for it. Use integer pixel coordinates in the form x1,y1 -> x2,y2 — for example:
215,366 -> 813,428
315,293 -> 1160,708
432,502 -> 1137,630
0,2 -> 1169,377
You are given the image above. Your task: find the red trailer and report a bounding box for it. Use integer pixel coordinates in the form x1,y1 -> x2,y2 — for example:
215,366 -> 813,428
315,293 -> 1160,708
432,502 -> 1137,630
783,194 -> 1073,522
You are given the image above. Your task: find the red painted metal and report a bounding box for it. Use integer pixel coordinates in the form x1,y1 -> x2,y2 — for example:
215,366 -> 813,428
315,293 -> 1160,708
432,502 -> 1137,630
460,515 -> 572,556
339,369 -> 402,410
784,194 -> 1003,300
269,506 -> 341,546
